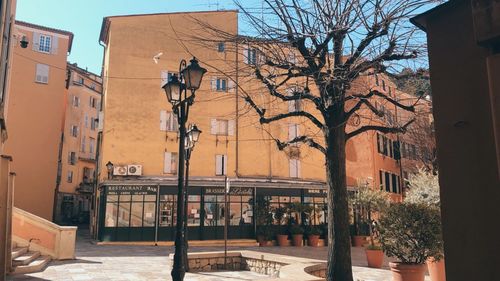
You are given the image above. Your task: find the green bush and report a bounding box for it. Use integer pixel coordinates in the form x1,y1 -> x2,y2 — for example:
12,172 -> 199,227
256,226 -> 273,241
305,226 -> 321,236
289,224 -> 304,235
378,203 -> 443,264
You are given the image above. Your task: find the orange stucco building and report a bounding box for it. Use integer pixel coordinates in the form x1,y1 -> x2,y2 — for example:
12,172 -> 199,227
94,10 -> 431,242
4,21 -> 73,221
53,63 -> 102,225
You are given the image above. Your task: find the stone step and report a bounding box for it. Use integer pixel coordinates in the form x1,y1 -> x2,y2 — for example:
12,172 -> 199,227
12,255 -> 51,275
13,251 -> 41,266
11,247 -> 28,259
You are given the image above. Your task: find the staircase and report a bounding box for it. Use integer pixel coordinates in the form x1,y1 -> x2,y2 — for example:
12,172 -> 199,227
10,241 -> 51,274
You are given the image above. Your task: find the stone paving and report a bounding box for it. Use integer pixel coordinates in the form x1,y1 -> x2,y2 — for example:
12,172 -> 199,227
8,231 -> 430,281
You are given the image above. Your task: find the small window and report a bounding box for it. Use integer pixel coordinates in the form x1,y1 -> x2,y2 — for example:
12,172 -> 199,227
81,136 -> 86,152
72,96 -> 80,107
215,154 -> 227,176
70,125 -> 78,137
90,117 -> 96,130
90,97 -> 97,108
246,48 -> 257,65
67,170 -> 73,183
164,152 -> 178,174
38,34 -> 52,53
68,152 -> 76,165
216,78 -> 227,91
35,64 -> 49,84
217,42 -> 225,52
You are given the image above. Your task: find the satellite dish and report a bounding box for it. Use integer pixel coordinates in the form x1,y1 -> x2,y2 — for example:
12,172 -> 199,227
153,52 -> 163,64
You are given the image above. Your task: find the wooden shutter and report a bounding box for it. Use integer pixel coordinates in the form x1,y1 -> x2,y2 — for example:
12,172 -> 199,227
51,35 -> 58,54
243,46 -> 249,64
288,123 -> 297,141
289,159 -> 298,178
296,160 -> 301,178
210,77 -> 217,91
160,110 -> 167,131
161,70 -> 169,87
98,112 -> 104,131
215,155 -> 223,175
228,80 -> 235,92
228,120 -> 235,136
164,152 -> 172,173
32,32 -> 40,51
223,155 -> 227,175
210,119 -> 218,135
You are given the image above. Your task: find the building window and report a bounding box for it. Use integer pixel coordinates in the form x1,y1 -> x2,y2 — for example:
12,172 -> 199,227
379,170 -> 401,194
90,96 -> 97,108
211,119 -> 235,136
77,76 -> 84,84
35,64 -> 49,84
382,79 -> 386,91
245,47 -> 257,65
84,114 -> 89,128
289,159 -> 301,178
90,117 -> 96,131
68,152 -> 76,165
38,34 -> 51,53
72,96 -> 80,107
67,171 -> 73,183
81,136 -> 86,152
89,137 -> 95,154
217,42 -> 225,52
215,154 -> 227,176
70,125 -> 78,137
160,110 -> 178,132
216,78 -> 227,92
164,152 -> 178,174
83,167 -> 92,183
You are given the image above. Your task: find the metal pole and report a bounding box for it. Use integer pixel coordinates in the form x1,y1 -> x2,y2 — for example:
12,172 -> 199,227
171,102 -> 187,281
224,176 -> 229,269
183,149 -> 191,271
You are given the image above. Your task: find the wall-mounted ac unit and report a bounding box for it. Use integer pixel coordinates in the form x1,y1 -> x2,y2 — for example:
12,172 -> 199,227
113,166 -> 128,176
127,165 -> 142,176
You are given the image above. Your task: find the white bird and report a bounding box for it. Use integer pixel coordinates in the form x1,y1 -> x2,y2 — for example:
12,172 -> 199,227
153,52 -> 163,64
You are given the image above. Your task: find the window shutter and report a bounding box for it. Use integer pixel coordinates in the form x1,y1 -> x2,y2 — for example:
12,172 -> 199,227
228,80 -> 235,92
210,77 -> 217,91
288,123 -> 297,141
243,46 -> 249,64
228,120 -> 235,136
210,119 -> 218,135
223,155 -> 227,175
51,35 -> 58,54
160,110 -> 167,131
161,70 -> 169,87
379,170 -> 384,190
289,159 -> 297,178
296,160 -> 301,178
215,155 -> 223,175
98,112 -> 104,131
164,152 -> 172,173
32,32 -> 40,51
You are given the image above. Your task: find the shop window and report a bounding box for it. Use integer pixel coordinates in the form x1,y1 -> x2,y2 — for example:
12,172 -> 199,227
187,195 -> 201,226
130,195 -> 144,227
160,195 -> 177,227
105,195 -> 118,227
143,199 -> 156,227
204,195 -> 225,226
118,196 -> 131,227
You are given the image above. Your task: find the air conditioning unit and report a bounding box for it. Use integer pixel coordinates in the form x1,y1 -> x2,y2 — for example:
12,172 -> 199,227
113,166 -> 128,176
127,165 -> 142,176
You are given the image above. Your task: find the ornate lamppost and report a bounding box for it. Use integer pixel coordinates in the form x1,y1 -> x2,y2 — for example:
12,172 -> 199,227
163,58 -> 206,281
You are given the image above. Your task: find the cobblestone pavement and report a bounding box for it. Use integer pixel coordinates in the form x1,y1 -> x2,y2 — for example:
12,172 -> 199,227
8,231 -> 430,281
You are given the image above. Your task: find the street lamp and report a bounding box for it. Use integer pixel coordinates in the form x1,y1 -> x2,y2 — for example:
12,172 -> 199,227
163,57 -> 206,281
105,161 -> 114,180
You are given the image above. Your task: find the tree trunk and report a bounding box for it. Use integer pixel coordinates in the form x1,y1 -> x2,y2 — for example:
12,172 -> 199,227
325,124 -> 353,281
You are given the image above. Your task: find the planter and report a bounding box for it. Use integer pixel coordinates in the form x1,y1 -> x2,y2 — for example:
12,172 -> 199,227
365,249 -> 384,268
307,235 -> 320,247
351,235 -> 367,247
276,234 -> 289,246
292,234 -> 303,247
427,257 -> 446,281
389,262 -> 426,281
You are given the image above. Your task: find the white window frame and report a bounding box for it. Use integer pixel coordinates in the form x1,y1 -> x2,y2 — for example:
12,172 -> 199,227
211,119 -> 233,136
38,34 -> 52,53
67,170 -> 73,183
35,63 -> 49,84
70,125 -> 78,137
216,78 -> 228,92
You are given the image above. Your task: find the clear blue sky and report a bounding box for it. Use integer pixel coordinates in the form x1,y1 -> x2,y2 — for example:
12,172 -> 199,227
16,0 -> 241,74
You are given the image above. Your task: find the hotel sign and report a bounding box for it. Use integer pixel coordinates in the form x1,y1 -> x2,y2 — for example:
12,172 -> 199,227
107,185 -> 158,195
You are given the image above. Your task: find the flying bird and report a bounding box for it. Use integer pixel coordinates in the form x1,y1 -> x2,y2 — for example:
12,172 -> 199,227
153,52 -> 163,64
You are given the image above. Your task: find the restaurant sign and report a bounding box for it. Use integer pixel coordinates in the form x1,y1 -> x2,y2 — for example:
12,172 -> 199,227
205,187 -> 253,195
107,185 -> 158,195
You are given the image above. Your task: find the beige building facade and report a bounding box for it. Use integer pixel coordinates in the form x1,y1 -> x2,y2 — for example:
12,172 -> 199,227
5,20 -> 73,221
94,10 -> 432,241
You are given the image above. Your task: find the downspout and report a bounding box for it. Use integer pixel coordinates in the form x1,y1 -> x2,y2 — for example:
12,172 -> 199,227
235,20 -> 240,178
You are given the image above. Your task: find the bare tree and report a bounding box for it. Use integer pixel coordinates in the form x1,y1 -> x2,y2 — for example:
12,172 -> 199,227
183,1 -> 439,280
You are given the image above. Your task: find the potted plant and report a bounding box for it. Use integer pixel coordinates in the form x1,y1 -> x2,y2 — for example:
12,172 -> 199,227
350,185 -> 388,268
405,169 -> 445,281
252,196 -> 274,246
273,206 -> 289,246
378,202 -> 443,281
305,226 -> 321,247
289,224 -> 304,247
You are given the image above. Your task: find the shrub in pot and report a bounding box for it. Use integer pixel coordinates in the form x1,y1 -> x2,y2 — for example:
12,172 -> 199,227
405,169 -> 446,281
252,196 -> 274,246
256,226 -> 273,246
305,226 -> 321,247
273,206 -> 289,246
378,202 -> 443,281
289,224 -> 304,247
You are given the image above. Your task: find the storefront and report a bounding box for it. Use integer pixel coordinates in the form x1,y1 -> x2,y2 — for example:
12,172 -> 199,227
98,182 -> 327,242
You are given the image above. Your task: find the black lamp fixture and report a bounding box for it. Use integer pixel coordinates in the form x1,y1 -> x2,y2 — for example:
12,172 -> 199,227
181,57 -> 207,91
105,161 -> 114,179
187,124 -> 201,144
19,35 -> 29,48
163,73 -> 182,106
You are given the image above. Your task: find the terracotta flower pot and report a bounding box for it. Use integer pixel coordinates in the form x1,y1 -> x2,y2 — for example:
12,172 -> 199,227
365,249 -> 384,268
257,235 -> 267,247
276,234 -> 289,246
292,234 -> 303,247
426,257 -> 446,281
389,262 -> 426,281
308,235 -> 320,247
351,235 -> 367,247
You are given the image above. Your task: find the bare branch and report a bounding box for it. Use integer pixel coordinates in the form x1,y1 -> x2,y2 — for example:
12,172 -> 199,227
346,119 -> 415,140
276,135 -> 326,155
